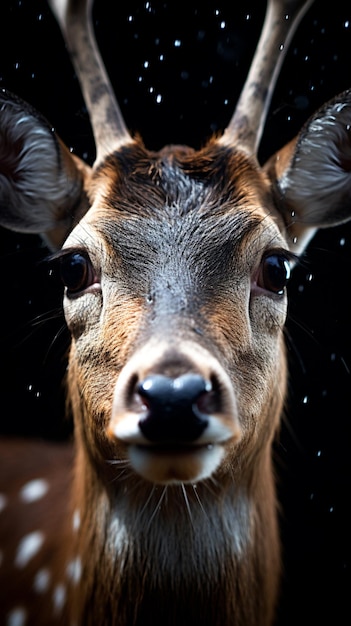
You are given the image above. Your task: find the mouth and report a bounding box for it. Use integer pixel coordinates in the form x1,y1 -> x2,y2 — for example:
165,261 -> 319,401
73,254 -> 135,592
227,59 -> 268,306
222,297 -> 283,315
127,441 -> 225,484
136,441 -> 215,453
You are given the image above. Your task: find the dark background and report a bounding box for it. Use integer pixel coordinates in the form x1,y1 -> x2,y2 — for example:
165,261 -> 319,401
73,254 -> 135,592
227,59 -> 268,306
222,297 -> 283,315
0,1 -> 350,624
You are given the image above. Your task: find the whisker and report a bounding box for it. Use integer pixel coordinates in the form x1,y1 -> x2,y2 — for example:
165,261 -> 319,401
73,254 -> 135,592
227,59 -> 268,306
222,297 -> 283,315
106,458 -> 133,484
205,476 -> 220,494
146,486 -> 168,530
191,484 -> 209,519
110,468 -> 130,483
42,324 -> 70,364
181,483 -> 194,527
0,308 -> 65,349
138,485 -> 157,519
106,456 -> 132,465
30,309 -> 64,327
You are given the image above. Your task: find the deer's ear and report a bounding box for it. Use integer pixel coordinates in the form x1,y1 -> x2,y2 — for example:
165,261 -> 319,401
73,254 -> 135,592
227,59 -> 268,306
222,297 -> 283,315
264,89 -> 351,252
0,90 -> 91,250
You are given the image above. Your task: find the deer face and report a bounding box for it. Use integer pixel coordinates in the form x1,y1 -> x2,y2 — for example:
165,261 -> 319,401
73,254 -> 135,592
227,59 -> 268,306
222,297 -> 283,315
2,0 -> 351,488
59,142 -> 290,485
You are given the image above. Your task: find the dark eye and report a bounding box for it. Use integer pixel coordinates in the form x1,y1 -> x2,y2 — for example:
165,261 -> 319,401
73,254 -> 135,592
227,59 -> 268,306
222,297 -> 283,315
257,253 -> 291,295
59,252 -> 95,295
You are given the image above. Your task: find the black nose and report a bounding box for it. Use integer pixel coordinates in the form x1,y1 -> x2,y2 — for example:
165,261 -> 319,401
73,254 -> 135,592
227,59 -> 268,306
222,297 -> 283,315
137,373 -> 211,443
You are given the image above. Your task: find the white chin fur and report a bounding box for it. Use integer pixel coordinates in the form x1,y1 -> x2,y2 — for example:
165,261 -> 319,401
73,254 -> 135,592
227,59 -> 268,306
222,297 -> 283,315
128,443 -> 225,485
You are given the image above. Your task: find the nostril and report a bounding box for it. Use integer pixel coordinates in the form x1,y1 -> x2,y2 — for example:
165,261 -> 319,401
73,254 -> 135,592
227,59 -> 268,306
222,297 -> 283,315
137,373 -> 211,443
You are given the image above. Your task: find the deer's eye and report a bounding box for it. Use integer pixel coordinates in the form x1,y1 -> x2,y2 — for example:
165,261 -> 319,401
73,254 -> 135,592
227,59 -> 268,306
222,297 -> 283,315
257,253 -> 291,295
59,252 -> 96,295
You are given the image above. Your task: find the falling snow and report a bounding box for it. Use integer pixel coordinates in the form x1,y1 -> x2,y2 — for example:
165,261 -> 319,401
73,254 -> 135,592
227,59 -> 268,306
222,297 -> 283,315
0,2 -> 350,626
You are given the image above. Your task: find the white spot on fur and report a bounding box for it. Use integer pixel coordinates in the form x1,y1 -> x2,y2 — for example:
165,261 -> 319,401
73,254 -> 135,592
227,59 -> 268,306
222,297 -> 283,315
15,531 -> 45,568
20,479 -> 49,503
53,583 -> 66,615
72,509 -> 80,532
107,517 -> 129,558
33,568 -> 51,593
66,556 -> 82,584
223,491 -> 253,557
6,607 -> 27,626
0,493 -> 7,513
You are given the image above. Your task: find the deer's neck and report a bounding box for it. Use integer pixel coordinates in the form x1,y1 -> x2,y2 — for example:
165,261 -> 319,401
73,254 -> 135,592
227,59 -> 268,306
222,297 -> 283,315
66,446 -> 280,626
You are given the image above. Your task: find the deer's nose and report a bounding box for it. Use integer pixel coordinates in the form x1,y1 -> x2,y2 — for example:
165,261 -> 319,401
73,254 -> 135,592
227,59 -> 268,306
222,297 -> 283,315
137,374 -> 211,443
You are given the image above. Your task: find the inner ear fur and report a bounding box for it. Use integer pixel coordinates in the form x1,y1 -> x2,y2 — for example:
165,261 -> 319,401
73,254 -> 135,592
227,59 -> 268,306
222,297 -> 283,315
0,90 -> 91,250
264,89 -> 351,252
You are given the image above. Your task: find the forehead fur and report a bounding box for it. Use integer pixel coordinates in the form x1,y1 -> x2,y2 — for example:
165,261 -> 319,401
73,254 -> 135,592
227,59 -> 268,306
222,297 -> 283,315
90,136 -> 271,222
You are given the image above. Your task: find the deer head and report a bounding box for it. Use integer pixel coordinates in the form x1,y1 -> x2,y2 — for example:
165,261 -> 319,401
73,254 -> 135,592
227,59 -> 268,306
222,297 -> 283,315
0,0 -> 351,624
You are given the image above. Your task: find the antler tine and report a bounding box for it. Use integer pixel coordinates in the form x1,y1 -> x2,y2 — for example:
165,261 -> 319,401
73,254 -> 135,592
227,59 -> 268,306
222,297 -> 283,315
219,0 -> 315,155
49,0 -> 133,165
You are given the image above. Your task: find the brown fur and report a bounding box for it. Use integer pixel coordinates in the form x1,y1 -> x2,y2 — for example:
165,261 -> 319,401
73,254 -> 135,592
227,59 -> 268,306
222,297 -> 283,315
0,140 -> 286,626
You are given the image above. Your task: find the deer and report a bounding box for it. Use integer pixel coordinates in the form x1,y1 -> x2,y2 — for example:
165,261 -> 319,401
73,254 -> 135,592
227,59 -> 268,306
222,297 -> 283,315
0,0 -> 350,624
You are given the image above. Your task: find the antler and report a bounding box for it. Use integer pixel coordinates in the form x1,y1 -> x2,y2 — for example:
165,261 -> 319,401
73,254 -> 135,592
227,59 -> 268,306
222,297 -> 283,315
49,0 -> 314,162
220,0 -> 315,155
49,0 -> 133,164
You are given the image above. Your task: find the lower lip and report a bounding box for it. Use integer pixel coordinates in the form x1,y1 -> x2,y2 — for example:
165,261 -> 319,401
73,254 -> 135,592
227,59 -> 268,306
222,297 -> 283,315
128,443 -> 224,484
